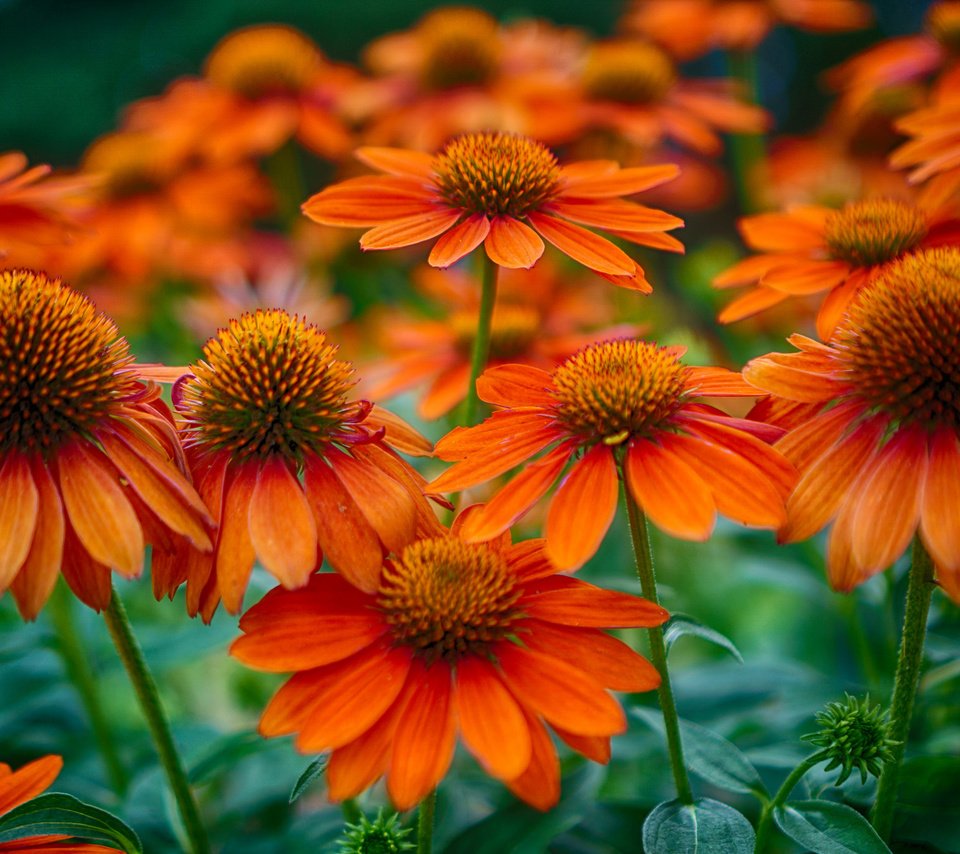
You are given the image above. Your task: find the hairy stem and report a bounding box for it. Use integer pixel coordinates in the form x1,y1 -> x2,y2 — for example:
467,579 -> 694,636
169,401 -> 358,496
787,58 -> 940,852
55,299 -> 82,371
462,254 -> 499,427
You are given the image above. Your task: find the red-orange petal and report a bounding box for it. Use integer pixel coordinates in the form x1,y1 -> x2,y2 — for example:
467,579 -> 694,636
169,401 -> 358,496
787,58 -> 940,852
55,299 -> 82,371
761,260 -> 850,295
484,216 -> 545,269
718,286 -> 790,323
215,463 -> 258,614
326,697 -> 402,802
428,214 -> 490,268
355,146 -> 435,179
360,209 -> 460,250
739,209 -> 828,252
504,710 -> 560,811
527,212 -> 635,276
365,406 -> 433,457
560,163 -> 679,198
921,428 -> 960,571
519,576 -> 669,628
0,755 -> 62,814
476,363 -> 555,408
0,453 -> 38,589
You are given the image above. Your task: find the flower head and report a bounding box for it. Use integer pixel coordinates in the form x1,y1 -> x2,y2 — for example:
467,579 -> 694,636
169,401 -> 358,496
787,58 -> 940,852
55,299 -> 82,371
165,309 -> 436,619
303,131 -> 683,290
0,269 -> 213,618
744,247 -> 960,597
231,517 -> 666,811
337,809 -> 413,854
428,339 -> 795,570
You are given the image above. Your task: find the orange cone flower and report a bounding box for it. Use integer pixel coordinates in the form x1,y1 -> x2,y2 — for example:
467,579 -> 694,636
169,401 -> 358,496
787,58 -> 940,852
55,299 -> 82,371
427,339 -> 796,570
0,755 -> 122,852
163,309 -> 437,620
713,189 -> 960,339
303,131 -> 684,291
891,67 -> 960,184
744,247 -> 960,599
231,515 -> 667,811
0,269 -> 213,619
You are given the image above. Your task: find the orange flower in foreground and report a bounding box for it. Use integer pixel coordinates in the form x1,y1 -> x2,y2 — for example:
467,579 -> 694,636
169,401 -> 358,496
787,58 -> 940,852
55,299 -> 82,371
231,517 -> 666,811
0,270 -> 213,619
162,310 -> 437,620
0,755 -> 121,852
303,131 -> 683,291
744,248 -> 960,600
428,339 -> 796,570
713,190 -> 960,338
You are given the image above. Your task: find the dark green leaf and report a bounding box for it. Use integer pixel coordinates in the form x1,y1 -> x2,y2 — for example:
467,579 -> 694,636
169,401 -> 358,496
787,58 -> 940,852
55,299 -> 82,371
774,799 -> 890,854
289,756 -> 329,803
632,707 -> 767,798
663,614 -> 744,664
0,792 -> 142,853
643,797 -> 754,854
894,755 -> 960,851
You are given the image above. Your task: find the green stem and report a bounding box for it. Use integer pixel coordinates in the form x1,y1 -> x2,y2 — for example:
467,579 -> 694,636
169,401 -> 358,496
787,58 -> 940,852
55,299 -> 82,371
754,749 -> 831,853
462,254 -> 499,427
870,538 -> 936,842
622,481 -> 693,804
340,797 -> 362,824
102,588 -> 210,854
48,582 -> 128,796
416,790 -> 436,854
725,49 -> 767,214
267,142 -> 306,228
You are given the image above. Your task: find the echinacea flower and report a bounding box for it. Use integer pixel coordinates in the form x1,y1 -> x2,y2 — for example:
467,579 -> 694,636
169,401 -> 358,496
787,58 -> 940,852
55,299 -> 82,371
162,309 -> 437,620
302,130 -> 683,290
743,247 -> 960,599
713,190 -> 960,338
427,339 -> 796,570
0,269 -> 213,619
890,67 -> 960,184
0,755 -> 122,852
231,517 -> 667,811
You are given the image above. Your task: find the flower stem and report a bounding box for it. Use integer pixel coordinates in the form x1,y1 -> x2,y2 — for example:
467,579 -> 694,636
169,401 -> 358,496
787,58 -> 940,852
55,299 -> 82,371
416,790 -> 437,854
341,797 -> 363,825
870,537 -> 936,842
102,587 -> 211,854
48,582 -> 128,796
622,481 -> 693,804
462,254 -> 499,427
753,749 -> 831,853
725,49 -> 767,214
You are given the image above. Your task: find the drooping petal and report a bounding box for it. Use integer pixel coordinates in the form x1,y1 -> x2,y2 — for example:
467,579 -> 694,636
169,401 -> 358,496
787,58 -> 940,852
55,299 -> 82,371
216,462 -> 258,614
359,208 -> 460,251
326,697 -> 403,803
365,406 -> 433,456
428,214 -> 491,268
504,710 -> 560,811
0,755 -> 62,814
0,453 -> 38,589
920,428 -> 960,571
527,212 -> 636,275
484,216 -> 545,269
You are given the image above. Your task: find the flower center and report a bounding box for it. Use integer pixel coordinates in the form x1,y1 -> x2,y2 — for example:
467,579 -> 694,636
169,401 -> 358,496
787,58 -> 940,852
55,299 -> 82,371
552,339 -> 688,443
451,304 -> 540,359
179,310 -> 361,462
205,25 -> 323,98
823,198 -> 928,267
433,132 -> 561,218
83,133 -> 169,198
377,537 -> 523,665
926,1 -> 960,53
418,8 -> 501,90
838,247 -> 960,430
0,269 -> 134,455
582,41 -> 676,105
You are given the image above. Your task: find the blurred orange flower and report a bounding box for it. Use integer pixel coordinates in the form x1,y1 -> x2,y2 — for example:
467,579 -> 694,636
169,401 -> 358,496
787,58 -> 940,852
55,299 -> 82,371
231,517 -> 666,811
744,247 -> 960,599
429,339 -> 795,570
891,67 -> 960,184
0,755 -> 122,852
162,310 -> 437,620
0,269 -> 213,619
303,131 -> 683,289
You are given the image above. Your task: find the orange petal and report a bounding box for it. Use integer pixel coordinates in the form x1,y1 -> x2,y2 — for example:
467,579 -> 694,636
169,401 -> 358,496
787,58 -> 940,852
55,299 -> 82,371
544,445 -> 618,570
57,442 -> 143,577
718,286 -> 790,323
504,710 -> 560,811
419,362 -> 470,420
387,659 -> 457,810
921,428 -> 960,572
0,453 -> 38,589
496,644 -> 625,736
455,657 -> 532,780
365,406 -> 433,457
713,253 -> 791,288
774,401 -> 863,471
545,199 -> 683,233
360,209 -> 461,251
761,260 -> 850,295
355,146 -> 435,179
327,696 -> 403,802
527,212 -> 635,275
0,755 -> 62,814
216,463 -> 258,614
742,353 -> 842,402
739,209 -> 827,252
560,163 -> 679,197
625,438 -> 715,540
826,489 -> 868,592
248,457 -> 318,589
484,216 -> 545,269
476,363 -> 556,408
428,214 -> 490,268
60,519 -> 112,612
519,575 -> 668,628
434,411 -> 559,460
553,727 -> 611,764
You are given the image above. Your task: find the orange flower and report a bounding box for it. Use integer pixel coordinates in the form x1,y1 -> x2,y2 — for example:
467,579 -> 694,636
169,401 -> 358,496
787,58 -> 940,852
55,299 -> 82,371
303,131 -> 683,290
713,188 -> 960,338
743,247 -> 960,599
622,0 -> 872,60
427,339 -> 795,570
521,39 -> 769,156
891,67 -> 960,184
231,516 -> 667,811
161,309 -> 437,620
0,270 -> 213,619
0,755 -> 122,852
363,260 -> 643,419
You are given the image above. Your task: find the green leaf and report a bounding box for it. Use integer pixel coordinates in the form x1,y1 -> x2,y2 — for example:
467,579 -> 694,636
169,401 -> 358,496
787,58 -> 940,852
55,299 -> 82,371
0,792 -> 142,853
663,613 -> 744,664
774,799 -> 891,854
893,755 -> 960,851
289,756 -> 329,803
643,797 -> 754,854
632,707 -> 767,798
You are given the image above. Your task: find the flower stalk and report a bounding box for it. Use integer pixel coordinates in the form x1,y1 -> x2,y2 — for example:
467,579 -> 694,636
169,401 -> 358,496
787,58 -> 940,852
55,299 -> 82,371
725,49 -> 766,214
416,790 -> 437,854
462,253 -> 499,426
753,749 -> 831,853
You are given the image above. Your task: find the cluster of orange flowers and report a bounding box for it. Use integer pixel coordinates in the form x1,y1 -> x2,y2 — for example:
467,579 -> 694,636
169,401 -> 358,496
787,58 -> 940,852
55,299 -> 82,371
2,0 -> 960,828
